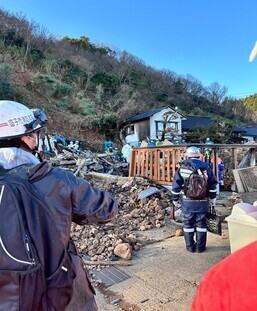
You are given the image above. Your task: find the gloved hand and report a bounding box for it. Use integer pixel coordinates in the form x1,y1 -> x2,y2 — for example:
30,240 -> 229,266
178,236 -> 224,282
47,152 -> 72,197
210,198 -> 216,207
173,201 -> 181,210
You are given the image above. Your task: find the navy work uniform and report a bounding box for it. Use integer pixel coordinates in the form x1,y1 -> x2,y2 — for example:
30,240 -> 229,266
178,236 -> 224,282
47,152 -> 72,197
171,158 -> 217,253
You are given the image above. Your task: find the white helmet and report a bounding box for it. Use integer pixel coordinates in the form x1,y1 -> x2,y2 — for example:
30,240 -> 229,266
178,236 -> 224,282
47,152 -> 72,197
0,100 -> 47,140
185,146 -> 201,158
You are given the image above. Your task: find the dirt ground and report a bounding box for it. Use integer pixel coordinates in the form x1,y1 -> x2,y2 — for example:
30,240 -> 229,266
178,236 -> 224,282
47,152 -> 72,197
94,228 -> 230,311
92,189 -> 257,310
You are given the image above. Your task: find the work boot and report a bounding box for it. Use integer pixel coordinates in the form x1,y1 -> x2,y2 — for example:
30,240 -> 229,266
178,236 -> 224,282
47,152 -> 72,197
196,247 -> 206,253
184,228 -> 195,253
196,227 -> 207,252
186,245 -> 196,253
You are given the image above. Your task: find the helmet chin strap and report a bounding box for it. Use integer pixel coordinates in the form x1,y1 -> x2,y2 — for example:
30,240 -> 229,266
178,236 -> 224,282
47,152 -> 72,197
33,149 -> 44,162
27,133 -> 44,162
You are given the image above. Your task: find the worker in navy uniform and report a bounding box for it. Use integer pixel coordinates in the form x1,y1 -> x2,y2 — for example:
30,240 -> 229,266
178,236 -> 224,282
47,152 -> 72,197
171,146 -> 218,253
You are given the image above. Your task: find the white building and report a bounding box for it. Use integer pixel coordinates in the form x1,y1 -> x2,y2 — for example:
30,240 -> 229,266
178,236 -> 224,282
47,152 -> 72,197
120,106 -> 186,146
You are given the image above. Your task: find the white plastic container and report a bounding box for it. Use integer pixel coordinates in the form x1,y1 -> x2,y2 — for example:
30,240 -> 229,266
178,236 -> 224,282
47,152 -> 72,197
225,203 -> 257,253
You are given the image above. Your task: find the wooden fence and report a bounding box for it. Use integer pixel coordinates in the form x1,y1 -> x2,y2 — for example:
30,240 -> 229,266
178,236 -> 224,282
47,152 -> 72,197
129,144 -> 257,186
129,146 -> 187,185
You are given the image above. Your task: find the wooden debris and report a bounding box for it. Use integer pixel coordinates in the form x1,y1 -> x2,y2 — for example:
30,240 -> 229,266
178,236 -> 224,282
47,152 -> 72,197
74,158 -> 87,176
233,167 -> 257,192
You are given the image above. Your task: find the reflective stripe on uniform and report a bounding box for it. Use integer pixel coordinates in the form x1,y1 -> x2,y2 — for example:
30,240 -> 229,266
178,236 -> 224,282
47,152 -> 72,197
171,190 -> 181,195
209,189 -> 217,193
180,168 -> 192,179
182,196 -> 208,202
196,227 -> 207,232
183,228 -> 195,233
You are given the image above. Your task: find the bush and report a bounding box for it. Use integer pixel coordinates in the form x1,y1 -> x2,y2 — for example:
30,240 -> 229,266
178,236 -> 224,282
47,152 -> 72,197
53,83 -> 73,99
69,97 -> 96,115
0,64 -> 13,98
56,99 -> 70,111
29,49 -> 45,63
31,73 -> 56,87
58,59 -> 88,87
92,72 -> 118,94
29,73 -> 74,99
93,113 -> 117,137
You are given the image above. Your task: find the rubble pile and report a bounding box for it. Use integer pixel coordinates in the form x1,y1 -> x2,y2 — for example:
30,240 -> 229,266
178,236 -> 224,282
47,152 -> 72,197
219,147 -> 255,190
45,144 -> 242,264
47,144 -> 171,262
49,149 -> 129,177
71,178 -> 172,262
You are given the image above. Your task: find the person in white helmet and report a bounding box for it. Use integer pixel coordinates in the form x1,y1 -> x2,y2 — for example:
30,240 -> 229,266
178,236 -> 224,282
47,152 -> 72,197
171,146 -> 217,253
0,100 -> 118,310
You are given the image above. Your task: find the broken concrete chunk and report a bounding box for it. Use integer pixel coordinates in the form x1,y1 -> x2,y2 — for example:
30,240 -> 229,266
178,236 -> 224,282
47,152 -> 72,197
114,243 -> 132,260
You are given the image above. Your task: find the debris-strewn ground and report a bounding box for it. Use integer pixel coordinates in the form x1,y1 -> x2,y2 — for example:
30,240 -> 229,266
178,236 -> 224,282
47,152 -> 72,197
45,146 -> 246,267
71,175 -> 242,262
43,143 -> 257,310
71,177 -> 172,261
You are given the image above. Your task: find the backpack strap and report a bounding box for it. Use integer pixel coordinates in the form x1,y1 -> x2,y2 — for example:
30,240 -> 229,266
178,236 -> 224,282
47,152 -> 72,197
0,164 -> 32,182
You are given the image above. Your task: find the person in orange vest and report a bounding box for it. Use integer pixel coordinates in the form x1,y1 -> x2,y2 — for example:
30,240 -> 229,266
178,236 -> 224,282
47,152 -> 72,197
191,241 -> 257,311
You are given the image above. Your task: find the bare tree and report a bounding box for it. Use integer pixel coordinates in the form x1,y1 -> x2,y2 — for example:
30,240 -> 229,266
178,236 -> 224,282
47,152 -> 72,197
207,82 -> 228,105
159,111 -> 179,141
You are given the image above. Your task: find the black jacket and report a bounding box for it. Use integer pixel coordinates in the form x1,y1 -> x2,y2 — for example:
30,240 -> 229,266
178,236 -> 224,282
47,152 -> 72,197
0,162 -> 118,310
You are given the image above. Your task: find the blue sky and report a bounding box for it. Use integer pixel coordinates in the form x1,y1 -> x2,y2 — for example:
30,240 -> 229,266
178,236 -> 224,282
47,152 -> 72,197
1,0 -> 257,98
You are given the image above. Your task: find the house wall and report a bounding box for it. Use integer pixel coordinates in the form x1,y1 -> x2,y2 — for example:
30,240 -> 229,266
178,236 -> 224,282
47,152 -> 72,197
149,108 -> 182,140
125,119 -> 150,146
137,119 -> 150,141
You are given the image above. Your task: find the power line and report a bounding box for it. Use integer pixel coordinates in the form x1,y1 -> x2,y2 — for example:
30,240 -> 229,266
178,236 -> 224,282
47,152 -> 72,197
228,91 -> 257,98
231,92 -> 256,95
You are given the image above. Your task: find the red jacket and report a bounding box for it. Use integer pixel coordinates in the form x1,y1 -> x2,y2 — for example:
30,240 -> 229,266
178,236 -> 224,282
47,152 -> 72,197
191,241 -> 257,311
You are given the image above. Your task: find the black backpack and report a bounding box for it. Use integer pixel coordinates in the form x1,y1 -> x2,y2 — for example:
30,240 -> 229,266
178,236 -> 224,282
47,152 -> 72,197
181,160 -> 208,200
0,165 -> 75,311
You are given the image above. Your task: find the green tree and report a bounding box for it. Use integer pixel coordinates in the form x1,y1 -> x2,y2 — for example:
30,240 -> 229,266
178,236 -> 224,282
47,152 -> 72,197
244,94 -> 257,111
0,64 -> 13,98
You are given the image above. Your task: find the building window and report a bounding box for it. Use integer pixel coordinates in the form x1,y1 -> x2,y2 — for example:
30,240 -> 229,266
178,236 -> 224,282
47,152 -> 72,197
156,121 -> 178,131
156,121 -> 178,139
125,125 -> 134,135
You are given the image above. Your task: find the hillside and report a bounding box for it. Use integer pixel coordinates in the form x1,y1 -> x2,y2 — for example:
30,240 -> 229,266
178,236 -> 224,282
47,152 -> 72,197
0,8 -> 257,148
